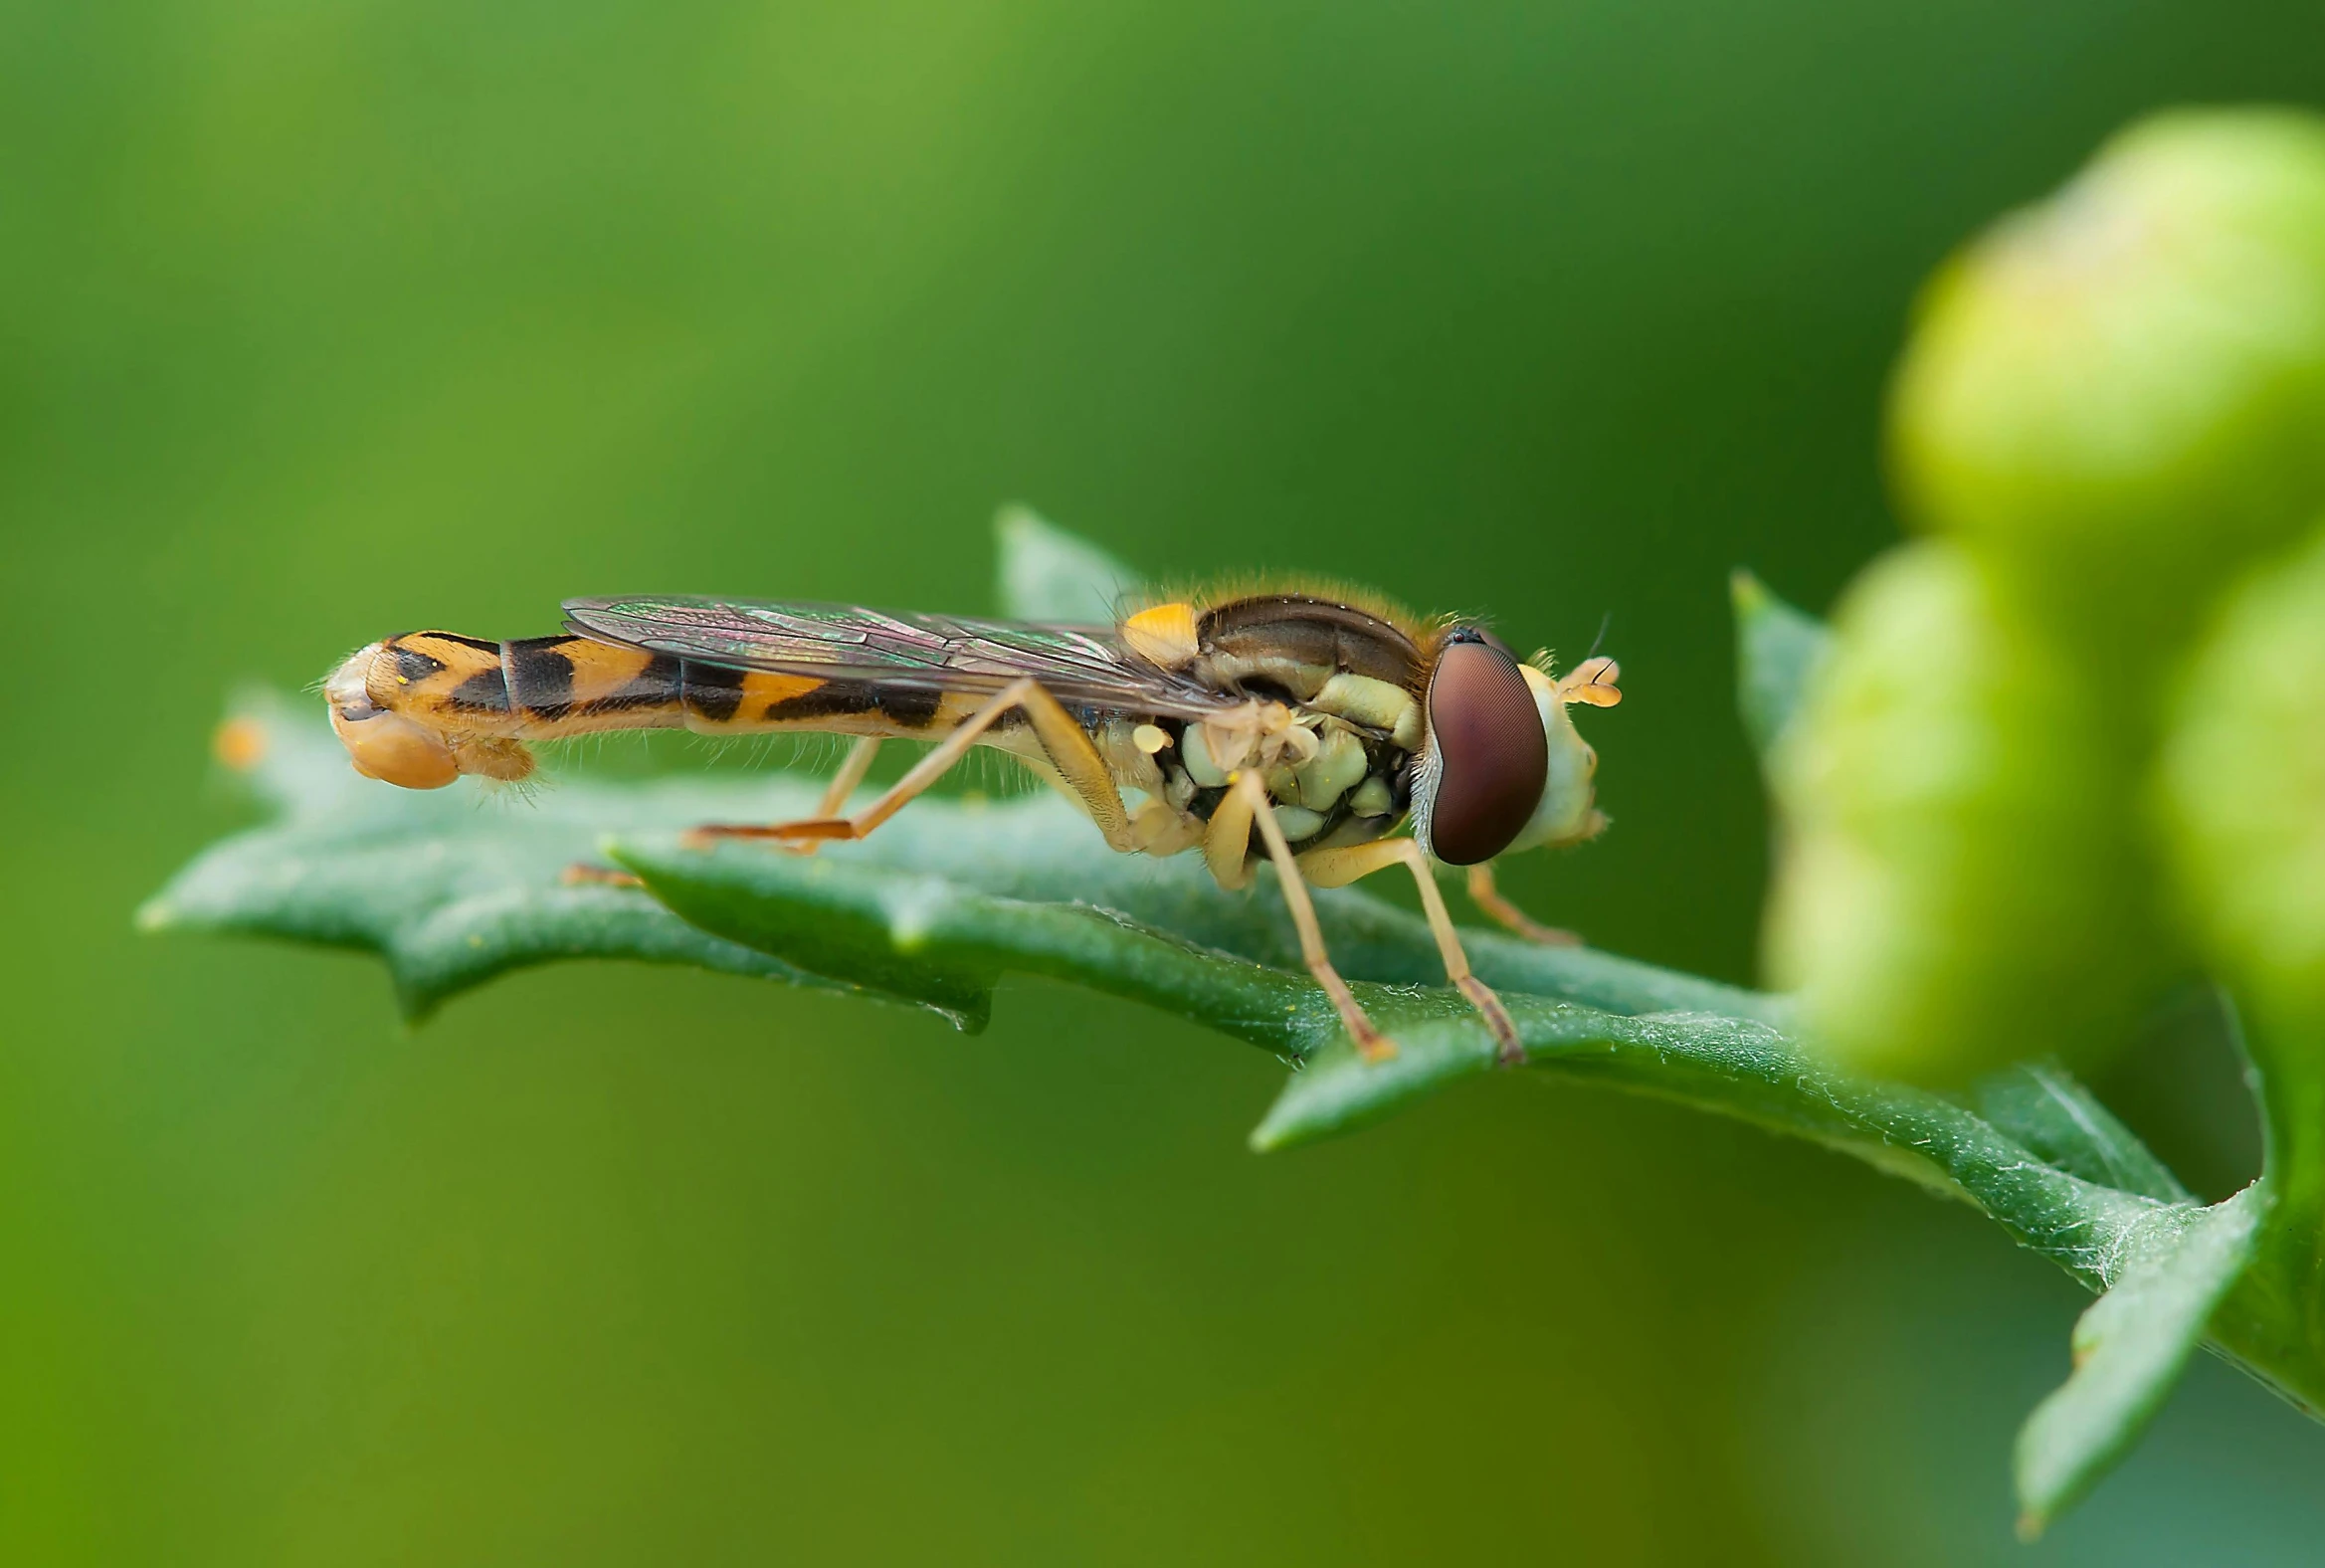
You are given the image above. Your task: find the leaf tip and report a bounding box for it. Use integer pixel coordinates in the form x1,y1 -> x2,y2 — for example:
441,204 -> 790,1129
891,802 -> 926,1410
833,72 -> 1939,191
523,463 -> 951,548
1730,567 -> 1770,614
134,897 -> 176,932
388,966 -> 447,1027
1247,1074 -> 1323,1151
1247,1076 -> 1342,1153
2016,1508 -> 2047,1544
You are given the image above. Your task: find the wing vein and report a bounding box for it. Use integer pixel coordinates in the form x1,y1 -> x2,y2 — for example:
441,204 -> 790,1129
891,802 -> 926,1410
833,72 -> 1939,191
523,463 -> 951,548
562,595 -> 1234,717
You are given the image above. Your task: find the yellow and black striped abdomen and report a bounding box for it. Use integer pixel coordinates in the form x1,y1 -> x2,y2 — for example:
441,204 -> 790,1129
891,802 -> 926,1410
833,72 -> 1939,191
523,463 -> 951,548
367,632 -> 965,742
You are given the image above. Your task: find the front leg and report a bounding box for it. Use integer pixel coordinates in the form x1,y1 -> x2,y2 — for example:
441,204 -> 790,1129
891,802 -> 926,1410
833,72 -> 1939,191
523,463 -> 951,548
1301,839 -> 1525,1066
1464,862 -> 1581,947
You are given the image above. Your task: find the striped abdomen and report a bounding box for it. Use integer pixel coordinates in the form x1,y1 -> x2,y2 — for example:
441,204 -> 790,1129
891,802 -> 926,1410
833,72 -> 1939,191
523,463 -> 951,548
328,630 -> 978,788
367,631 -> 965,739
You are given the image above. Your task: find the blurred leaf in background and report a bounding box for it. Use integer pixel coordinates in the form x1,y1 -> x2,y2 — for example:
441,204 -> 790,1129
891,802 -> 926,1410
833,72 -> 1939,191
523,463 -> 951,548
10,1 -> 2325,1564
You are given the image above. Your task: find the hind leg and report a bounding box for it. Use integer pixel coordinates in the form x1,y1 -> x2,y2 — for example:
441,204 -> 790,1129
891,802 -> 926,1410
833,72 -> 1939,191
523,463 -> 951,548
685,680 -> 1135,852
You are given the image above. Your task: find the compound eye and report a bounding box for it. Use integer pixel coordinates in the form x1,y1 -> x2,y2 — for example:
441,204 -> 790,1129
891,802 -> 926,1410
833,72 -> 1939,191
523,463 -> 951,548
1425,632 -> 1549,865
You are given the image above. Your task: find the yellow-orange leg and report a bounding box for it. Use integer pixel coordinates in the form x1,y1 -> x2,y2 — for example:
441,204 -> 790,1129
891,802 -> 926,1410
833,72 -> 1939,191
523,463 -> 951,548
1211,770 -> 1396,1064
757,736 -> 889,856
1464,863 -> 1581,947
816,735 -> 883,817
560,738 -> 886,882
683,679 -> 1136,853
1302,839 -> 1525,1066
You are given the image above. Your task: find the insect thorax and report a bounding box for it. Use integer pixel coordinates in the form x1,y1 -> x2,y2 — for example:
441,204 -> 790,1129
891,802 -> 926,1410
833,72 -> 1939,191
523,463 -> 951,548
1086,593 -> 1436,856
1089,695 -> 1418,860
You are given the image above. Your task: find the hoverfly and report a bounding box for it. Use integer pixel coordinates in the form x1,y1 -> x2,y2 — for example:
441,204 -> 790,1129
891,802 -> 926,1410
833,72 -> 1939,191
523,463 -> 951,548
323,586 -> 1621,1064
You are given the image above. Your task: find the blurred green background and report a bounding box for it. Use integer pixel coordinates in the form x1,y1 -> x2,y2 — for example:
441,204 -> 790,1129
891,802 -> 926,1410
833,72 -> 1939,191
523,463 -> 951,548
8,1 -> 2325,1562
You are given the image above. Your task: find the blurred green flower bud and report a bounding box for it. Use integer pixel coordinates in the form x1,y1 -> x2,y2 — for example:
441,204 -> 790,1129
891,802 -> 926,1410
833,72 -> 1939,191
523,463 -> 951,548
2157,524 -> 2325,1042
1890,107 -> 2325,657
1765,541 -> 2158,1084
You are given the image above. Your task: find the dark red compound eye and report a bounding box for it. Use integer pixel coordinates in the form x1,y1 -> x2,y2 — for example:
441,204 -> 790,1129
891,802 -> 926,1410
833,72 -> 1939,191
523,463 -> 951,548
1425,630 -> 1549,865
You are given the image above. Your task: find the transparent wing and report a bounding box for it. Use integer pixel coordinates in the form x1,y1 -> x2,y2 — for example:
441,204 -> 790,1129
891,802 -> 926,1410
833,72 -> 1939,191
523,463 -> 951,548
562,595 -> 1237,717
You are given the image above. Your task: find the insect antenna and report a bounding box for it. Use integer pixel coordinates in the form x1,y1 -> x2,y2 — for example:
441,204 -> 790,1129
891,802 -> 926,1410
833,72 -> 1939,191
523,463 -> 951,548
1583,610 -> 1614,663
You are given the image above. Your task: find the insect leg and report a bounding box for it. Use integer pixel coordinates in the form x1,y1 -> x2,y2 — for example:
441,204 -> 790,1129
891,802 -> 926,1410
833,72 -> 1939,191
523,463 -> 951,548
687,680 -> 1134,852
1004,685 -> 1137,852
670,734 -> 892,866
1202,766 -> 1260,891
1464,863 -> 1581,947
815,736 -> 883,817
1302,840 -> 1524,1065
1220,770 -> 1396,1064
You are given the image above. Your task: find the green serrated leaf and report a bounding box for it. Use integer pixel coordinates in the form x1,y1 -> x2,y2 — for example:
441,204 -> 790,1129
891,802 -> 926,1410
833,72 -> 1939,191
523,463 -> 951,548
995,503 -> 1139,622
2015,1186 -> 2265,1538
1730,568 -> 1830,764
151,694 -> 2324,1502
